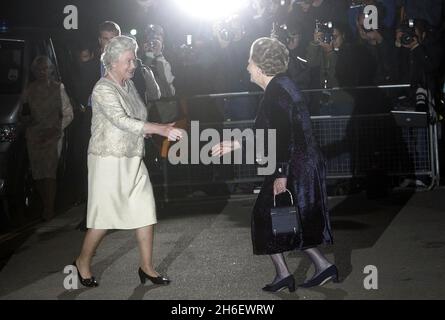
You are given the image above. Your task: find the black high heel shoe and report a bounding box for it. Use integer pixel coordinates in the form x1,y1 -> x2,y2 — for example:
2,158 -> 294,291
138,267 -> 171,285
299,265 -> 339,288
262,275 -> 296,293
72,261 -> 99,287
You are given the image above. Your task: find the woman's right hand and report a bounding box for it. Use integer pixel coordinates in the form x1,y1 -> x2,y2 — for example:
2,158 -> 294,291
163,123 -> 184,141
211,140 -> 241,157
143,122 -> 183,141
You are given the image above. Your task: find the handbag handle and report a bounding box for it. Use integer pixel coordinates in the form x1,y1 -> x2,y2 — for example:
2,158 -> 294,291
273,189 -> 294,207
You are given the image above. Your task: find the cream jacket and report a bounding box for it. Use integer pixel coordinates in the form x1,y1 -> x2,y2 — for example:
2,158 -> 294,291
88,77 -> 147,158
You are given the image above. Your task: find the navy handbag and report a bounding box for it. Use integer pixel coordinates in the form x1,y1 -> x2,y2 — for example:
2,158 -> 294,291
270,189 -> 301,236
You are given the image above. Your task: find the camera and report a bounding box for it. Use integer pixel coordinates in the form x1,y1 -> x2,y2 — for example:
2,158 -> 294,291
271,22 -> 300,47
176,34 -> 197,66
145,24 -> 163,50
315,20 -> 334,44
399,19 -> 416,46
271,23 -> 291,45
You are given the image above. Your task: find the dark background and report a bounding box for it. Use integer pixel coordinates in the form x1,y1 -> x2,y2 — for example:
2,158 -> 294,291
0,0 -> 214,48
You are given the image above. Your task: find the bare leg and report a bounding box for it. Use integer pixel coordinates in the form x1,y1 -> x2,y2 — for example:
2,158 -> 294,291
75,228 -> 107,278
268,253 -> 291,285
136,224 -> 160,277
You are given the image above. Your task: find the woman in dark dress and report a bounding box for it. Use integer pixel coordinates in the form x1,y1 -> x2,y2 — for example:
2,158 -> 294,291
213,37 -> 337,292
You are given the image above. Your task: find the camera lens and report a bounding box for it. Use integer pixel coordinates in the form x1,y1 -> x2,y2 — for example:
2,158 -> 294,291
401,33 -> 413,45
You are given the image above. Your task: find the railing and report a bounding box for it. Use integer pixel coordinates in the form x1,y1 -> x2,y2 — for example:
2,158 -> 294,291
144,84 -> 440,202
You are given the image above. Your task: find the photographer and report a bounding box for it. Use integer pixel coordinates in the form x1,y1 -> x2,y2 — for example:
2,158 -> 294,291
272,22 -> 310,89
306,21 -> 357,114
355,12 -> 397,86
292,0 -> 349,51
142,25 -> 175,99
212,16 -> 258,121
142,24 -> 177,123
393,18 -> 443,189
348,0 -> 397,38
394,19 -> 443,112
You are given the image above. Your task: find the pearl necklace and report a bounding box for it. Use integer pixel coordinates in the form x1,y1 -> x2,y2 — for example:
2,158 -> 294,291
107,71 -> 129,93
108,72 -> 125,87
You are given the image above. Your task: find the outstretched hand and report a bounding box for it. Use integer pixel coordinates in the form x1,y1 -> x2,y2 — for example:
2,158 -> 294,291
143,122 -> 183,141
163,122 -> 183,141
211,140 -> 241,157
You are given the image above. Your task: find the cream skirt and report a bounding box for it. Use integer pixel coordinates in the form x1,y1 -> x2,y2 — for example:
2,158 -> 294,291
86,154 -> 157,229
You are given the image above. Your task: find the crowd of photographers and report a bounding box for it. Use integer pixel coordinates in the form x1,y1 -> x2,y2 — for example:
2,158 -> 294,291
155,0 -> 445,118
69,0 -> 445,123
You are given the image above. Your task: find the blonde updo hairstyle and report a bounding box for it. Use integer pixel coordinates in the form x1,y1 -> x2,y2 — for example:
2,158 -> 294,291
249,37 -> 289,76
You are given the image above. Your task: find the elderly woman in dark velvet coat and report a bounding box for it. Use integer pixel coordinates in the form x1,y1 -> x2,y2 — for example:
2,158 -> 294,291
213,37 -> 338,292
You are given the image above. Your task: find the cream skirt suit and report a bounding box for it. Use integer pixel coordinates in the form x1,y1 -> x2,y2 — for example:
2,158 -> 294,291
87,77 -> 156,229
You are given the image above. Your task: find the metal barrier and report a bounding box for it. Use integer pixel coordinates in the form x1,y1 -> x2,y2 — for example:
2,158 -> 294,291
313,113 -> 434,176
147,86 -> 440,201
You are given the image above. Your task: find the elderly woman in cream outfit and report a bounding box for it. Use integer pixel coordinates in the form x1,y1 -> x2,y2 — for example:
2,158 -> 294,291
24,56 -> 73,222
73,36 -> 182,287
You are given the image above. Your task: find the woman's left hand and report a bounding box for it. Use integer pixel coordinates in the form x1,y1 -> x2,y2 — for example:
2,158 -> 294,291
273,177 -> 287,195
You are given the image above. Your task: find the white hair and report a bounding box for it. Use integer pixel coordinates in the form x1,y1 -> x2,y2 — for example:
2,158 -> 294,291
101,35 -> 138,71
31,55 -> 54,76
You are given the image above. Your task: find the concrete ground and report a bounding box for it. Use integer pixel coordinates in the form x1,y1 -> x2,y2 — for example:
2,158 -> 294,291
0,188 -> 444,300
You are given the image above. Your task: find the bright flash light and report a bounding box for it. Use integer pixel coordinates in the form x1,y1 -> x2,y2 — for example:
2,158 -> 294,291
174,0 -> 250,20
130,29 -> 137,36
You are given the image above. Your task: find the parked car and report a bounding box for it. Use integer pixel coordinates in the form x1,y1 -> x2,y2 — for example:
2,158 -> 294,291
0,28 -> 61,228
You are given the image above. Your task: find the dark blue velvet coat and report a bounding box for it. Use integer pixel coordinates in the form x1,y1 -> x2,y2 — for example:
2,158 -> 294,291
252,74 -> 333,255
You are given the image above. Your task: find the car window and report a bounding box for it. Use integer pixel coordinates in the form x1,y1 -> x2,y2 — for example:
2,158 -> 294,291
0,39 -> 24,94
26,38 -> 60,82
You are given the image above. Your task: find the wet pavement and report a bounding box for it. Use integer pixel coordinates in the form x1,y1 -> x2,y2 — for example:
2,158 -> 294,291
0,188 -> 444,300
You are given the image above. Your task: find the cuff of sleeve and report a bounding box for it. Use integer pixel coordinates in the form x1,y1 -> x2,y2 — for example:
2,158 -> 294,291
137,122 -> 145,136
274,162 -> 290,178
